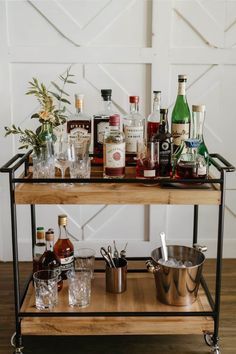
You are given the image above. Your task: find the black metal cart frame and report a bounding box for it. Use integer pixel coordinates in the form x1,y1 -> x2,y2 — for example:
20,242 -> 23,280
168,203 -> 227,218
0,151 -> 235,354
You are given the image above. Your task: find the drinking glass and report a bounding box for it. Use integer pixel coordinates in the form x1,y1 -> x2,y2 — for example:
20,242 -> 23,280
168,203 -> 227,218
69,138 -> 91,179
54,140 -> 75,187
67,270 -> 91,308
33,270 -> 58,310
32,142 -> 55,179
75,248 -> 95,279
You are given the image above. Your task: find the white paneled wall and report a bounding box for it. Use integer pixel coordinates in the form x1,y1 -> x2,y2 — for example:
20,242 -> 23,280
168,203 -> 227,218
0,0 -> 235,261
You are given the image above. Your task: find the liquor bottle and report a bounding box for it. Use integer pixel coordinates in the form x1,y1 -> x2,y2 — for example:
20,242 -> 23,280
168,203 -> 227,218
33,227 -> 46,273
153,108 -> 172,177
123,96 -> 145,163
93,89 -> 115,162
53,215 -> 74,280
67,94 -> 91,137
136,141 -> 159,179
171,75 -> 191,152
147,91 -> 161,142
103,114 -> 125,178
39,229 -> 63,291
192,104 -> 209,175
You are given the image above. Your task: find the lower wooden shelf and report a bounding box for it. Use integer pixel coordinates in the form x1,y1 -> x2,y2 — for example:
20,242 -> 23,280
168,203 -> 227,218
21,272 -> 214,336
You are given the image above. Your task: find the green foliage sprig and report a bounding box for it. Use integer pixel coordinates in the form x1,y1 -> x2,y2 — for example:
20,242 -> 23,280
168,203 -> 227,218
4,66 -> 76,150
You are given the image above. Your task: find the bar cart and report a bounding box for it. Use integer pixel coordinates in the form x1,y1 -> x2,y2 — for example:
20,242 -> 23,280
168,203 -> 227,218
0,151 -> 235,354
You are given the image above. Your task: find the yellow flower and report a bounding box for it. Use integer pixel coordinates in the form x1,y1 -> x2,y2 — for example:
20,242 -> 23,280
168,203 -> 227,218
39,110 -> 50,121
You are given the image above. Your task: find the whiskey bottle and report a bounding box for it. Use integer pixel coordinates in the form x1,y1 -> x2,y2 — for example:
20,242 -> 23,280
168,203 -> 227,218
147,91 -> 161,142
33,227 -> 46,273
192,104 -> 209,176
39,229 -> 63,291
153,108 -> 172,177
93,89 -> 115,162
67,94 -> 91,137
53,215 -> 74,280
171,75 -> 191,152
123,96 -> 145,163
103,114 -> 125,178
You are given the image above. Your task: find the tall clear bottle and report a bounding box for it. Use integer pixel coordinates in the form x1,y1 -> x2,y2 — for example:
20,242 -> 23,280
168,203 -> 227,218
67,94 -> 91,137
192,104 -> 209,175
171,75 -> 191,152
93,89 -> 116,162
53,215 -> 74,280
103,114 -> 125,178
147,91 -> 161,142
33,227 -> 46,273
123,96 -> 145,163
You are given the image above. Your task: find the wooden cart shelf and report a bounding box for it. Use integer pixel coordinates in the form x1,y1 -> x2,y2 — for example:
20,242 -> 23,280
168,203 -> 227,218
21,271 -> 213,336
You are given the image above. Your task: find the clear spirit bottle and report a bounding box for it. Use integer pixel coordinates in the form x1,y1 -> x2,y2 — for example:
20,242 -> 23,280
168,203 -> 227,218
53,215 -> 74,280
123,96 -> 145,164
67,94 -> 91,137
103,114 -> 125,178
171,75 -> 191,152
147,91 -> 161,142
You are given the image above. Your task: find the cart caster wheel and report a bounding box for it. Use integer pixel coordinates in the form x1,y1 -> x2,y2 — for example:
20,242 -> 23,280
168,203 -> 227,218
204,332 -> 214,347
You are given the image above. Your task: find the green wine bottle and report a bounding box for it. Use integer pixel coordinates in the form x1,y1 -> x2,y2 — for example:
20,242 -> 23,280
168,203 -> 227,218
171,75 -> 191,152
192,104 -> 210,175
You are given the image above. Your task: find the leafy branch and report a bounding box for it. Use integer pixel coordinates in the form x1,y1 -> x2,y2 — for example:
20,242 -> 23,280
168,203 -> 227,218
4,125 -> 44,150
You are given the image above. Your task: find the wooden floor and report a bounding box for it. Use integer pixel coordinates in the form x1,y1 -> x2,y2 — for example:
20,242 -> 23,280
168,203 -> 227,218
1,260 -> 236,354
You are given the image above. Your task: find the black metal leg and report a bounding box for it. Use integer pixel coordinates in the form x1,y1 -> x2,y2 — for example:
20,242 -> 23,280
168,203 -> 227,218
9,173 -> 23,353
30,204 -> 36,260
213,169 -> 226,349
193,204 -> 199,245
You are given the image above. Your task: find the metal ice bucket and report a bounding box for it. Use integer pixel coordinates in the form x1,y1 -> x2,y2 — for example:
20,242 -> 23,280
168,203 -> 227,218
149,245 -> 206,306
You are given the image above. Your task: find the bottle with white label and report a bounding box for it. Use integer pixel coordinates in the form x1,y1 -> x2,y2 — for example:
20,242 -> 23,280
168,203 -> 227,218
123,96 -> 145,164
103,114 -> 125,178
171,75 -> 191,152
53,215 -> 74,280
67,94 -> 91,137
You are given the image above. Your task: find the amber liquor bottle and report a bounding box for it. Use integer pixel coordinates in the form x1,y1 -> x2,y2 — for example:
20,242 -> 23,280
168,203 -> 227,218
33,227 -> 46,273
53,215 -> 74,280
67,94 -> 91,136
103,114 -> 125,178
93,89 -> 115,163
39,229 -> 63,291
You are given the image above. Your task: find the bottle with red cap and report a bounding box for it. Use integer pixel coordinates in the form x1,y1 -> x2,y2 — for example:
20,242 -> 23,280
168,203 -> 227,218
103,114 -> 125,178
123,96 -> 145,163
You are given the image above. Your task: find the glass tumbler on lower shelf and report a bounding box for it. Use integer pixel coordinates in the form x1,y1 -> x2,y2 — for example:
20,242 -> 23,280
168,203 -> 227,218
67,270 -> 91,308
33,270 -> 58,310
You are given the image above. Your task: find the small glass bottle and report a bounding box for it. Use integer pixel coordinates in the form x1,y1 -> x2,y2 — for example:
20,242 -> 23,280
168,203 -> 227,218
33,227 -> 46,273
176,138 -> 208,179
39,229 -> 63,291
67,94 -> 91,137
192,104 -> 209,174
53,215 -> 74,280
153,108 -> 172,177
147,91 -> 161,142
103,114 -> 125,178
171,75 -> 191,152
93,89 -> 116,161
123,96 -> 145,163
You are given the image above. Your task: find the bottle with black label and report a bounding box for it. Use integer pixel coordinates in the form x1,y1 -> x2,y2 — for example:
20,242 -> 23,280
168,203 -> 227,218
93,89 -> 115,163
153,108 -> 172,177
53,215 -> 74,280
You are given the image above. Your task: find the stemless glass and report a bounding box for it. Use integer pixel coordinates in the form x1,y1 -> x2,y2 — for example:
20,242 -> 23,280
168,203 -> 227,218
53,140 -> 75,187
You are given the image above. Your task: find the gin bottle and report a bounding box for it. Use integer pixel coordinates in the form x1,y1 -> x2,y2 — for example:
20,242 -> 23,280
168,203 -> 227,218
53,215 -> 74,280
171,75 -> 191,152
147,91 -> 161,142
123,96 -> 145,163
103,114 -> 125,178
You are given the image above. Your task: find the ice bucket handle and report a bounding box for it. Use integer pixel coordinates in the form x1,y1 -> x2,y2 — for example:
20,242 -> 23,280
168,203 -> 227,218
146,260 -> 160,274
193,244 -> 207,253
